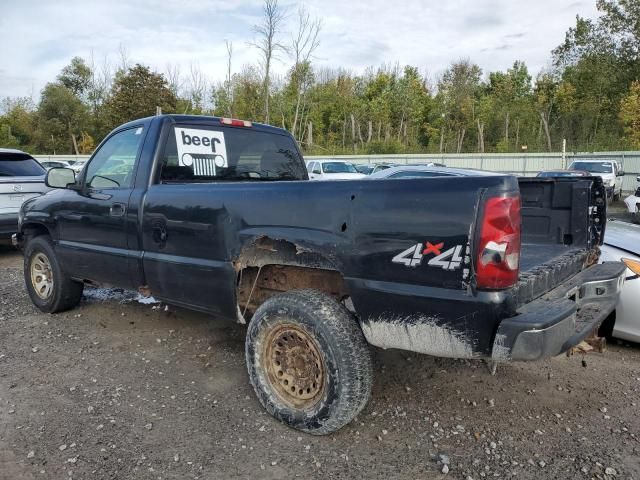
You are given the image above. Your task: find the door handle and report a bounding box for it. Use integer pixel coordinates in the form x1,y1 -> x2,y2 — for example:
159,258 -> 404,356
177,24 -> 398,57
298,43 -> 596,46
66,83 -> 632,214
152,225 -> 168,244
110,203 -> 126,217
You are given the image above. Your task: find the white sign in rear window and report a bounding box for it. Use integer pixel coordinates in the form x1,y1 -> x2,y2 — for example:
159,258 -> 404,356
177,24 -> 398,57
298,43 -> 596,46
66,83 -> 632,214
174,127 -> 228,176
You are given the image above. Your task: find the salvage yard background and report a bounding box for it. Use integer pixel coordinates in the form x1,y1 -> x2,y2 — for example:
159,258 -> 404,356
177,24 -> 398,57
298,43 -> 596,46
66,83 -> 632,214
35,151 -> 640,193
1,247 -> 639,479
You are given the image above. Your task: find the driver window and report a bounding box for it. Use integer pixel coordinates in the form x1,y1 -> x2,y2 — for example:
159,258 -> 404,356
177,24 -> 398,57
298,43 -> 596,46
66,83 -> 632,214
85,127 -> 144,189
313,163 -> 321,174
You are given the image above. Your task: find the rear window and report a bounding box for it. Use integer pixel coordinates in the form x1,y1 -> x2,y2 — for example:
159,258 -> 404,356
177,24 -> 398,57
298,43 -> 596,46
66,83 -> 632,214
158,125 -> 306,183
0,153 -> 46,177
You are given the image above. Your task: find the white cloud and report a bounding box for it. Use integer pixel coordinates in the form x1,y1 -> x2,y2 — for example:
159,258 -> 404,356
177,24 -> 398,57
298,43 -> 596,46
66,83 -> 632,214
0,0 -> 600,100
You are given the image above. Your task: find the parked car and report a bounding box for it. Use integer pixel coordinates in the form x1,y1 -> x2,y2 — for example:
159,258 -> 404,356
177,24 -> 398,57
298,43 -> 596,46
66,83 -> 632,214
0,148 -> 49,244
599,219 -> 640,342
368,165 -> 493,179
537,170 -> 591,178
14,115 -> 625,435
623,175 -> 640,224
568,160 -> 624,200
306,160 -> 366,180
68,159 -> 88,173
355,163 -> 395,175
39,160 -> 72,170
405,162 -> 447,168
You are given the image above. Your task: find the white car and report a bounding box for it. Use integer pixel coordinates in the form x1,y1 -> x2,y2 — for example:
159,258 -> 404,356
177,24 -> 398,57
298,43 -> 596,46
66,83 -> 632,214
568,160 -> 624,201
39,160 -> 72,170
0,148 -> 49,243
599,219 -> 640,342
623,175 -> 639,224
306,160 -> 366,181
68,159 -> 87,173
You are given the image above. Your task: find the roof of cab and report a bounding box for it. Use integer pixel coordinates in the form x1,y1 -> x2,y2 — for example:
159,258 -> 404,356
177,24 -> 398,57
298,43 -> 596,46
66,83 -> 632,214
116,114 -> 290,136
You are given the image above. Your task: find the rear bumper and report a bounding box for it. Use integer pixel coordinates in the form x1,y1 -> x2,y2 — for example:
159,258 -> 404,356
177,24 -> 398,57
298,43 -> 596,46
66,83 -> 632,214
491,262 -> 626,361
0,213 -> 18,240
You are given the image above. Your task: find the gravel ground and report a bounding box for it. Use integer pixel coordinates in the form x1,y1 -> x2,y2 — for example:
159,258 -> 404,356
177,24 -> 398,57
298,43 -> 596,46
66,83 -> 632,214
1,246 -> 639,480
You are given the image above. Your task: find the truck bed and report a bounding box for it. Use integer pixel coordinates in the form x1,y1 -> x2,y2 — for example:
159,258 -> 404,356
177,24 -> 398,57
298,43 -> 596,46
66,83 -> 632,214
513,176 -> 605,307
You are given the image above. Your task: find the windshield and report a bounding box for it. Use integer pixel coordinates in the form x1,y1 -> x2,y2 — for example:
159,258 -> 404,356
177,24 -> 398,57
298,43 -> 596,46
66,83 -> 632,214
355,165 -> 374,174
0,153 -> 46,177
570,162 -> 612,173
322,162 -> 358,174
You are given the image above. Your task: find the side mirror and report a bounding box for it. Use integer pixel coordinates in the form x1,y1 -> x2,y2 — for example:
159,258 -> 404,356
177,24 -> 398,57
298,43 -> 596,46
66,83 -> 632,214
45,167 -> 76,189
618,170 -> 625,177
636,175 -> 640,183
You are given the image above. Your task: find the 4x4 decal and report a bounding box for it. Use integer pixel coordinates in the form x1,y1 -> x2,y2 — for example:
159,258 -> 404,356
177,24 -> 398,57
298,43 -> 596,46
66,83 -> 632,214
392,241 -> 464,270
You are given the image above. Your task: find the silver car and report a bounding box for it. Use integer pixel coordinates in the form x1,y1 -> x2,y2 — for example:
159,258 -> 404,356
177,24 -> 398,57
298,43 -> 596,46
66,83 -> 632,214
600,219 -> 640,342
0,148 -> 49,243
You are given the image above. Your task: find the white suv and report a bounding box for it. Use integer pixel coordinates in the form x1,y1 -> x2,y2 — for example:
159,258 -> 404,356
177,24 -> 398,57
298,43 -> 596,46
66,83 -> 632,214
568,159 -> 624,201
0,149 -> 49,243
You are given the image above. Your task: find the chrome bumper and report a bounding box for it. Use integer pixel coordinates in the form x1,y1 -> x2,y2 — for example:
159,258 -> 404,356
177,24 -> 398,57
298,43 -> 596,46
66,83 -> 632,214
492,262 -> 626,362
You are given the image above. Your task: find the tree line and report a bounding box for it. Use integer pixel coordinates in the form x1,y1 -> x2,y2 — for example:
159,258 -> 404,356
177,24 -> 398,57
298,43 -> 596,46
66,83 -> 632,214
2,0 -> 640,156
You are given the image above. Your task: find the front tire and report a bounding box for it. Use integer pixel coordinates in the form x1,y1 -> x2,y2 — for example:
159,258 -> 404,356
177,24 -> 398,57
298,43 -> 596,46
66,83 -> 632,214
24,236 -> 83,313
246,289 -> 373,435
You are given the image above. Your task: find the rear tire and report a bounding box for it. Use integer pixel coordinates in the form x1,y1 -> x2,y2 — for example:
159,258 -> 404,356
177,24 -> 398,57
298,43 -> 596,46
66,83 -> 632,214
245,289 -> 373,435
24,236 -> 83,313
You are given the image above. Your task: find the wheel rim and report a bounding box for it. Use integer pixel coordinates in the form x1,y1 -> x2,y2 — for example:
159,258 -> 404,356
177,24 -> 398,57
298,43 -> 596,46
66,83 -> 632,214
30,252 -> 54,300
263,324 -> 326,409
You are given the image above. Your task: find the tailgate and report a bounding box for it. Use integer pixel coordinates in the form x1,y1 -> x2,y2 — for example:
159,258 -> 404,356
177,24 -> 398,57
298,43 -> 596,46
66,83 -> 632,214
511,176 -> 606,307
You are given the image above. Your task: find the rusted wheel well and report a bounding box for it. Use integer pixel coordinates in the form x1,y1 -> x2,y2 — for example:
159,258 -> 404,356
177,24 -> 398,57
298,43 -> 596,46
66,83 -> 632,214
235,237 -> 348,321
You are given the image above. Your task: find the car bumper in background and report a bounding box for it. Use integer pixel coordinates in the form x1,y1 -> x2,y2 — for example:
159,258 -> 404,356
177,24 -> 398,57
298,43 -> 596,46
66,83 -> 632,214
492,261 -> 626,361
0,213 -> 18,241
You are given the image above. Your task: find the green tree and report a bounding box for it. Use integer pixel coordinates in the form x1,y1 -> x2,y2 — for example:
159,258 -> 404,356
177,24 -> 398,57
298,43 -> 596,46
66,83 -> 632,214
104,64 -> 177,129
37,83 -> 89,154
437,60 -> 482,152
620,80 -> 640,148
58,56 -> 92,98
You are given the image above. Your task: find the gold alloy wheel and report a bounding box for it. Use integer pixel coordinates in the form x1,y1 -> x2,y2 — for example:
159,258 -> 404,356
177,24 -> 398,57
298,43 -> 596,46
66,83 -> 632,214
30,252 -> 54,300
264,324 -> 326,409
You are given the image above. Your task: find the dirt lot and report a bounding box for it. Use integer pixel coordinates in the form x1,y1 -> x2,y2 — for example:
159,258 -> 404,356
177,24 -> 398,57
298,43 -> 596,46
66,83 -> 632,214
1,246 -> 639,480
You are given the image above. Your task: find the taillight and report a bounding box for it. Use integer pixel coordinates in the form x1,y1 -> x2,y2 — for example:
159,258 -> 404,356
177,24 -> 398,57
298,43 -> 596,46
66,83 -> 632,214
220,117 -> 252,127
476,194 -> 521,289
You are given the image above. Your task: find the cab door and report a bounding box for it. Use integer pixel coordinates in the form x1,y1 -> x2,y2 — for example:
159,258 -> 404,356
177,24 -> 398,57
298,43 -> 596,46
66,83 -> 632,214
55,126 -> 147,287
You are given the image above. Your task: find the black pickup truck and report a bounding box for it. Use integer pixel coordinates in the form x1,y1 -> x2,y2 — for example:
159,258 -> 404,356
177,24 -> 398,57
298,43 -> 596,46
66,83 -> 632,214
14,115 -> 626,435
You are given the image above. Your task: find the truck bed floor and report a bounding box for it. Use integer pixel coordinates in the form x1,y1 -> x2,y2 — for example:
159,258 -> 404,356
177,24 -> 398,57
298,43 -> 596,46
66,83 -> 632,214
519,244 -> 583,273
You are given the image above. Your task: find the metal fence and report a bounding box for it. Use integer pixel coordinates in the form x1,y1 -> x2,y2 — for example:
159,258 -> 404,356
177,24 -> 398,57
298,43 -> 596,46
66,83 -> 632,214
306,152 -> 640,192
35,151 -> 640,192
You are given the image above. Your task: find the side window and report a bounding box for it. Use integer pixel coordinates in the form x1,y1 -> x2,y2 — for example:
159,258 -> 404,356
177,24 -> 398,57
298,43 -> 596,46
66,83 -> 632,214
85,127 -> 144,189
313,163 -> 322,174
158,124 -> 306,183
307,162 -> 316,173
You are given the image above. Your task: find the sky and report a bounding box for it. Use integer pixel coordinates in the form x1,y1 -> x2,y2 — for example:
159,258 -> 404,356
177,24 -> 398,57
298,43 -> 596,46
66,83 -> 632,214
0,0 -> 600,100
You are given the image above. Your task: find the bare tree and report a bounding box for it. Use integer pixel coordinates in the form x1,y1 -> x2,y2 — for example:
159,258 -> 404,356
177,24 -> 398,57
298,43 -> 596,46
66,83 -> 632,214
185,63 -> 208,113
225,40 -> 233,117
165,63 -> 183,98
290,5 -> 322,140
251,0 -> 287,124
117,43 -> 130,73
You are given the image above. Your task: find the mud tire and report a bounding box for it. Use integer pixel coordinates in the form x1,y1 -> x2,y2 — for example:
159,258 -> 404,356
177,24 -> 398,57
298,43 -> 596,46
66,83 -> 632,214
245,289 -> 373,435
